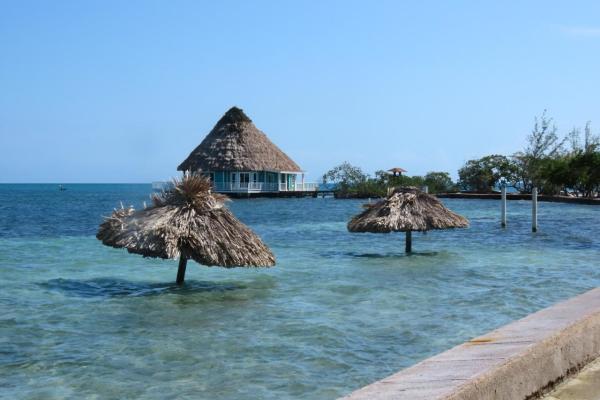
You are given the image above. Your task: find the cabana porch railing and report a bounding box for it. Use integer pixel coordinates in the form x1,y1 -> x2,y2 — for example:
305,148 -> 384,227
212,182 -> 318,193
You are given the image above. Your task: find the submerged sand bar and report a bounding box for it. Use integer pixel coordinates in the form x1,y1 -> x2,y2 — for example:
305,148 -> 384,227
341,287 -> 600,400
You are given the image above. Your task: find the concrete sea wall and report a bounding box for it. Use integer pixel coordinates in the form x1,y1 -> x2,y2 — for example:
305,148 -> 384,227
341,287 -> 600,400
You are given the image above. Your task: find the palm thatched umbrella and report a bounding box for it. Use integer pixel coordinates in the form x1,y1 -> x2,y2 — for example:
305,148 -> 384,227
388,167 -> 407,176
347,187 -> 469,253
97,175 -> 275,284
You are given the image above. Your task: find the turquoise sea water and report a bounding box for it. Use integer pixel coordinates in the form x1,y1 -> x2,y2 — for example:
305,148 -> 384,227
1,184 -> 599,399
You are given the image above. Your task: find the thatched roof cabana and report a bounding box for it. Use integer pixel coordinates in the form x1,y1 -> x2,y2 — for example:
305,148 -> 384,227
177,107 -> 302,173
348,187 -> 468,252
97,175 -> 275,284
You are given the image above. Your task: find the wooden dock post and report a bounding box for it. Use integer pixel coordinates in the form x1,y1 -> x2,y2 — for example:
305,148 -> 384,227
405,230 -> 412,253
501,184 -> 507,228
422,186 -> 429,194
176,256 -> 187,285
532,187 -> 538,232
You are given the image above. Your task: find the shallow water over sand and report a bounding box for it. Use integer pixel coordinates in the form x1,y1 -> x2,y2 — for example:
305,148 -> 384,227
1,184 -> 599,399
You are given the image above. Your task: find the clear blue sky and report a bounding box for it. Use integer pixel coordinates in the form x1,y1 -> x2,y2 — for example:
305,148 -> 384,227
1,1 -> 599,183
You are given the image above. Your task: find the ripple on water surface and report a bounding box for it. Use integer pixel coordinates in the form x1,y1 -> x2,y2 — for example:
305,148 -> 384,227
0,184 -> 599,399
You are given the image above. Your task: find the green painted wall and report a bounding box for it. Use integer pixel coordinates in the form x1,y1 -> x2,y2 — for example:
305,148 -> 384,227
203,170 -> 299,190
265,172 -> 277,183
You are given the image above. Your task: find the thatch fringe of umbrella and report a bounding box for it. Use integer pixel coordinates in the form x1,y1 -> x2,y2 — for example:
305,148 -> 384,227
177,106 -> 302,173
348,187 -> 469,252
97,175 -> 275,284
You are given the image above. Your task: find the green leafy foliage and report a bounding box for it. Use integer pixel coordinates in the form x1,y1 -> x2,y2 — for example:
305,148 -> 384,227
322,162 -> 368,191
424,172 -> 456,193
457,155 -> 518,192
323,163 -> 455,197
459,111 -> 600,197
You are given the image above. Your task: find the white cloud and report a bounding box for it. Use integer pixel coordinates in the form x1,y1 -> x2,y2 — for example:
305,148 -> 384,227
562,26 -> 600,37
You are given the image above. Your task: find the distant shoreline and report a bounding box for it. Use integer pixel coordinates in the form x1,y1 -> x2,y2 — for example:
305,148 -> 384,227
335,191 -> 600,205
436,192 -> 600,205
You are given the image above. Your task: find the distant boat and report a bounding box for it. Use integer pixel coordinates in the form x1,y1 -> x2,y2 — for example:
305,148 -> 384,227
58,185 -> 67,191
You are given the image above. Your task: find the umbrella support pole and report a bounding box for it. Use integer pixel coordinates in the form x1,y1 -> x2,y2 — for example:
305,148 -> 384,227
176,256 -> 187,285
405,231 -> 412,253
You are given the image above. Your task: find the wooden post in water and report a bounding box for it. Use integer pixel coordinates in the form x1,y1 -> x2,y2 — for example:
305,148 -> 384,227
176,256 -> 188,285
532,187 -> 538,233
501,184 -> 507,228
405,230 -> 412,253
422,186 -> 429,194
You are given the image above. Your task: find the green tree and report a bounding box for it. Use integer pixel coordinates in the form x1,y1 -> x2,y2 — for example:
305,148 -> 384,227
458,155 -> 518,192
373,170 -> 419,189
532,121 -> 599,196
537,157 -> 573,195
322,162 -> 368,191
569,151 -> 600,197
424,171 -> 455,193
567,122 -> 600,154
374,170 -> 426,190
513,110 -> 567,192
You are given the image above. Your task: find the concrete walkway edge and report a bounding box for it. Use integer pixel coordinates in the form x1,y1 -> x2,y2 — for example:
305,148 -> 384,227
341,287 -> 600,400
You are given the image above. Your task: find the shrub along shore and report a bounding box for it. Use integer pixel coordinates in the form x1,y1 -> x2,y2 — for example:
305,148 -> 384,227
436,192 -> 600,205
324,111 -> 600,201
334,191 -> 600,204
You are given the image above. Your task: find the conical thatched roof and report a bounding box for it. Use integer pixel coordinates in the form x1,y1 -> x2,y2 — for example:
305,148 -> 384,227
97,175 -> 276,267
177,107 -> 302,172
348,187 -> 469,233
